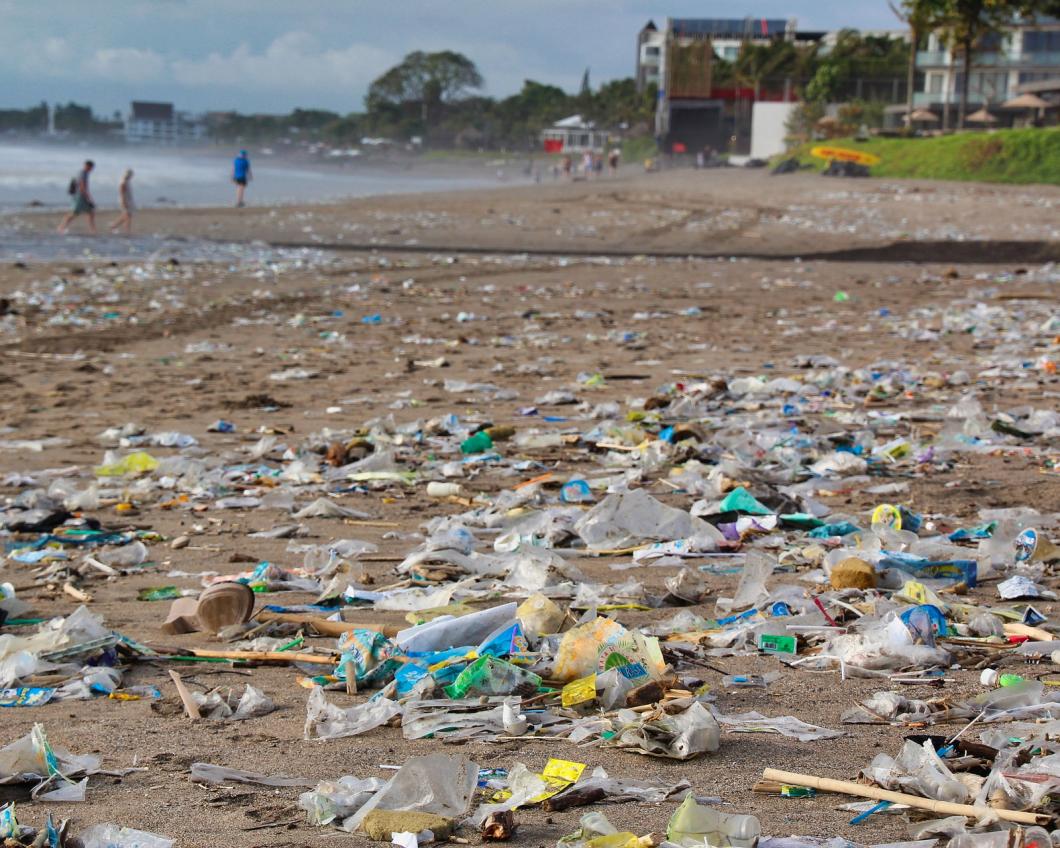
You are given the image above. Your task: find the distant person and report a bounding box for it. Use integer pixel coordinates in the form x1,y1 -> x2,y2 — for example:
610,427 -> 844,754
232,149 -> 251,207
561,155 -> 572,179
607,148 -> 620,175
582,151 -> 593,179
109,169 -> 135,234
57,160 -> 96,234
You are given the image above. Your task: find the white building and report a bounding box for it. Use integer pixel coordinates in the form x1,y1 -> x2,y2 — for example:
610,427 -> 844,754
541,115 -> 610,154
125,101 -> 205,145
914,15 -> 1060,114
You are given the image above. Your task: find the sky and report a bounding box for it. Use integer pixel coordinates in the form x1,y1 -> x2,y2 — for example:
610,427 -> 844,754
0,1 -> 900,116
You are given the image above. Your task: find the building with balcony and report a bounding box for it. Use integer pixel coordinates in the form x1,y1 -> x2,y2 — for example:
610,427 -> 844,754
912,15 -> 1060,122
125,101 -> 206,145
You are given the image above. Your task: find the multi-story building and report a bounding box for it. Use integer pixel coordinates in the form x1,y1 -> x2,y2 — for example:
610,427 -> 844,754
636,17 -> 826,154
125,101 -> 205,145
913,15 -> 1060,118
635,18 -> 825,94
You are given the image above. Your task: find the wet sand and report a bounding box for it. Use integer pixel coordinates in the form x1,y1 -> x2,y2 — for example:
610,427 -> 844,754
0,168 -> 1058,847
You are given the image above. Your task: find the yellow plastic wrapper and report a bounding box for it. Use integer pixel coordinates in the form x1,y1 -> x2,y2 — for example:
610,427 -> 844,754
561,674 -> 597,708
530,758 -> 587,803
94,451 -> 159,477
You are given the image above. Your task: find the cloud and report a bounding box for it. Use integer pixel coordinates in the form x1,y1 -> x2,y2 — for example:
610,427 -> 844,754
84,47 -> 166,82
42,37 -> 72,63
171,32 -> 397,100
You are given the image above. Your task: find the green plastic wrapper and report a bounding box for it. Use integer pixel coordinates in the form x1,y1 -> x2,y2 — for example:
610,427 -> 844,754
442,656 -> 542,699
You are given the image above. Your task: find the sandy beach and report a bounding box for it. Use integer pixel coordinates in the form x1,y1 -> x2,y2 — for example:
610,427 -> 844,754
1,168 -> 1058,847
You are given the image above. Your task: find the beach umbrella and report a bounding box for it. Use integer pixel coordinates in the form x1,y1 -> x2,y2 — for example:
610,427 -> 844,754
966,107 -> 998,124
1001,93 -> 1051,110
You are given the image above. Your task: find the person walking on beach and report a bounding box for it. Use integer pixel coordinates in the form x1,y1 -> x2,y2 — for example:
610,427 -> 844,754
232,149 -> 251,207
109,169 -> 135,234
57,160 -> 96,234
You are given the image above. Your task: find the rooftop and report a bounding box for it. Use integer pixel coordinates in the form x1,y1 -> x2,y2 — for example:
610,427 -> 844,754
130,101 -> 175,121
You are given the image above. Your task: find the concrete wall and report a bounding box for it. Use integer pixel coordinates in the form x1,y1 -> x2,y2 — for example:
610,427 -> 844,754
751,102 -> 796,160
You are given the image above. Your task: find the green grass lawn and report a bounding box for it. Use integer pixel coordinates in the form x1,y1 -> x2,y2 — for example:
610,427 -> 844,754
785,127 -> 1060,185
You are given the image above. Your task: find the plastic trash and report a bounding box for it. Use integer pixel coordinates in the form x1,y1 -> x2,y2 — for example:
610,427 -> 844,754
575,488 -> 723,551
609,701 -> 720,760
443,656 -> 542,699
342,754 -> 478,833
395,603 -> 518,654
78,824 -> 174,848
666,795 -> 761,848
516,593 -> 565,638
190,763 -> 315,787
300,775 -> 388,827
304,687 -> 402,740
554,617 -> 665,682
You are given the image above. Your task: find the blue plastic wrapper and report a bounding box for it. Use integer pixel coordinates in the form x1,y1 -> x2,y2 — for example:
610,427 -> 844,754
878,552 -> 978,588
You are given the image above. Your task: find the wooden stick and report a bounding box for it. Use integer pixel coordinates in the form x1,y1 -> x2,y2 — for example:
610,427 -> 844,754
1003,622 -> 1054,642
181,648 -> 338,665
761,768 -> 1050,826
63,582 -> 92,603
168,670 -> 201,720
254,610 -> 401,638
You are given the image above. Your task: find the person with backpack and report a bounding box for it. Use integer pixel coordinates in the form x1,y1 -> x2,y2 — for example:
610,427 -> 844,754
57,160 -> 96,234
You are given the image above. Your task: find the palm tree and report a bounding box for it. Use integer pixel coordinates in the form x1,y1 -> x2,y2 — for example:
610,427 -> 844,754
890,1 -> 949,132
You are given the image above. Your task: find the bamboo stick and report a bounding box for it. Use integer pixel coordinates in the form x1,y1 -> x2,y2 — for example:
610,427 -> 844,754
168,670 -> 201,720
181,648 -> 338,665
761,768 -> 1050,826
254,610 -> 401,638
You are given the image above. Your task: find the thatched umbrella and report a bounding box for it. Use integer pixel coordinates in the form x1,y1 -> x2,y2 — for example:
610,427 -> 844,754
1001,92 -> 1053,126
1001,92 -> 1051,110
907,108 -> 940,124
966,107 -> 998,124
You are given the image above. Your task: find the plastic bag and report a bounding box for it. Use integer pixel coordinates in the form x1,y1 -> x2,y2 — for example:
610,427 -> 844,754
554,618 -> 665,683
517,593 -> 565,638
443,656 -> 542,699
304,687 -> 402,741
468,762 -> 547,827
78,824 -> 173,848
666,795 -> 761,848
574,489 -> 722,551
300,775 -> 387,826
609,701 -> 720,760
343,754 -> 478,833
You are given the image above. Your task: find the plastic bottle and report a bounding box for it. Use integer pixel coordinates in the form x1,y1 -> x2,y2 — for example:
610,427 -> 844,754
979,669 -> 1025,688
426,481 -> 463,498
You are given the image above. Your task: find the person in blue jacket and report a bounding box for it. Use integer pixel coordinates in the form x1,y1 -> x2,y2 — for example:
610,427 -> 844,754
232,150 -> 252,207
